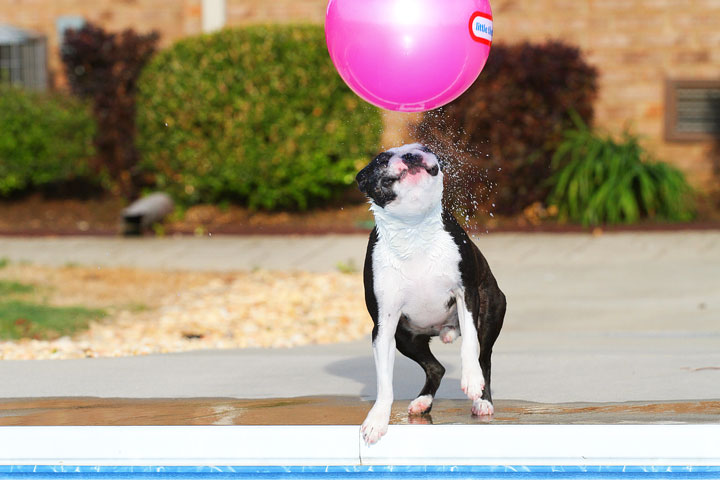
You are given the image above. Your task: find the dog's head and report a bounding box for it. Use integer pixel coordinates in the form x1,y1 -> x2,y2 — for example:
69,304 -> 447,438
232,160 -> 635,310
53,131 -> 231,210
356,143 -> 443,218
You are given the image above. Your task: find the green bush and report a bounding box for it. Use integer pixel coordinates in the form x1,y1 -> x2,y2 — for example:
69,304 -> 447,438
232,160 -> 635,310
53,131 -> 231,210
137,25 -> 382,210
0,86 -> 95,196
547,115 -> 695,226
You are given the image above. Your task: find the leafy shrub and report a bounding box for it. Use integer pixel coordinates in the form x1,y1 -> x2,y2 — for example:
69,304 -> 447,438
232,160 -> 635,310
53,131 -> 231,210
547,116 -> 695,226
62,23 -> 159,199
414,41 -> 598,215
0,85 -> 95,196
137,25 -> 382,210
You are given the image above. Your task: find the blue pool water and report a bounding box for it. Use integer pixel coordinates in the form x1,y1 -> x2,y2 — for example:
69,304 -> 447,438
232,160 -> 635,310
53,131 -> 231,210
2,466 -> 720,480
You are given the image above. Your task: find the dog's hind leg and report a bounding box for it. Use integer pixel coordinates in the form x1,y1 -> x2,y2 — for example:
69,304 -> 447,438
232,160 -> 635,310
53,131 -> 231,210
472,289 -> 506,416
395,327 -> 445,415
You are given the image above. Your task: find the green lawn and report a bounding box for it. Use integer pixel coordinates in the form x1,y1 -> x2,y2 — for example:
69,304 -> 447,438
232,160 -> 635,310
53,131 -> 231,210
0,278 -> 105,341
0,280 -> 35,296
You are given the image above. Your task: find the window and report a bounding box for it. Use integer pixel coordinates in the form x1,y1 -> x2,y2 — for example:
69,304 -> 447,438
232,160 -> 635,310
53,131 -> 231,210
0,23 -> 47,90
665,79 -> 720,142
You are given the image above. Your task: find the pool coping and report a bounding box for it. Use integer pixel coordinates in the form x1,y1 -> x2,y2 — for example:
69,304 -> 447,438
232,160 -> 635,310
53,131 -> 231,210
1,425 -> 719,467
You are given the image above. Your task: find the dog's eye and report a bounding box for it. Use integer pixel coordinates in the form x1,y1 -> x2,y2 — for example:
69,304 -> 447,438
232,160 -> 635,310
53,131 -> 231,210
381,177 -> 395,187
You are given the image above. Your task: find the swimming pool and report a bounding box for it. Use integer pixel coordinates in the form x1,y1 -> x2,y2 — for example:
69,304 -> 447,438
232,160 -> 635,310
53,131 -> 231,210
1,425 -> 719,478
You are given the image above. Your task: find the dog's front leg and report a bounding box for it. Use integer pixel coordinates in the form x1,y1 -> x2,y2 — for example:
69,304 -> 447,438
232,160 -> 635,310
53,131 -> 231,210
361,309 -> 399,445
455,290 -> 485,401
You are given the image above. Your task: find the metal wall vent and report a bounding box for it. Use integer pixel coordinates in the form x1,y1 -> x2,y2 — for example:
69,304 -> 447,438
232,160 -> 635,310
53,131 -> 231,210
665,79 -> 720,142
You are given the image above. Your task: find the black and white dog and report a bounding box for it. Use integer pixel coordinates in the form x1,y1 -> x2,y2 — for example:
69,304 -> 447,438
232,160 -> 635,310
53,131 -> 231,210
356,143 -> 506,445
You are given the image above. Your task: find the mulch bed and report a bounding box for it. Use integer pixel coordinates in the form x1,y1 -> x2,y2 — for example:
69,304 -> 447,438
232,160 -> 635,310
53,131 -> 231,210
1,193 -> 720,237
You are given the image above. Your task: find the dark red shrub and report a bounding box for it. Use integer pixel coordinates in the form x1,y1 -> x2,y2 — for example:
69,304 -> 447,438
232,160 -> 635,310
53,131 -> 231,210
62,23 -> 159,199
414,41 -> 598,215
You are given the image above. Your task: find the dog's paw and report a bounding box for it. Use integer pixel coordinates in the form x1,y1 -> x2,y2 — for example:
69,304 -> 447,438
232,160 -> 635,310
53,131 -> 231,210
439,327 -> 458,344
460,368 -> 485,401
408,394 -> 433,415
471,398 -> 494,416
361,407 -> 390,445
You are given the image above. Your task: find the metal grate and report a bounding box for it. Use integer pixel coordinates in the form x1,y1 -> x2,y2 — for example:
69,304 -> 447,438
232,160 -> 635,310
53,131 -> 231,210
665,79 -> 720,141
0,23 -> 48,90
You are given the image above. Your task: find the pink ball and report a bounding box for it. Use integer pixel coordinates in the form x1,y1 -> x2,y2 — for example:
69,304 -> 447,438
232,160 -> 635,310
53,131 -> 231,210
325,0 -> 493,112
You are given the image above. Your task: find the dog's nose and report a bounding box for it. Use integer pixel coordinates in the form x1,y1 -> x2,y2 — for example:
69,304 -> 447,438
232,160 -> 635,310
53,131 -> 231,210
401,153 -> 424,167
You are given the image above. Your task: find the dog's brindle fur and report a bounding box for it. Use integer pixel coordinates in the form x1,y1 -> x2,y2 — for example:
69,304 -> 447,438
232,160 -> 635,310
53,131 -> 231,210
357,143 -> 506,444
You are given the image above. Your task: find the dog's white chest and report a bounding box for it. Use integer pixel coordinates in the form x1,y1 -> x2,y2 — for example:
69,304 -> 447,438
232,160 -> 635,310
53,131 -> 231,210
372,225 -> 462,330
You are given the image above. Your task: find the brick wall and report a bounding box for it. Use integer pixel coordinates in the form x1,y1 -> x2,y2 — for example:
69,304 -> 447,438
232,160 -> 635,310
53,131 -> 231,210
2,0 -> 718,187
225,0 -> 326,25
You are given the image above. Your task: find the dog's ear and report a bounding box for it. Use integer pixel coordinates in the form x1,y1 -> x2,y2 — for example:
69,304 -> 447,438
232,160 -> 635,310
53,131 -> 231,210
356,164 -> 372,195
356,151 -> 392,195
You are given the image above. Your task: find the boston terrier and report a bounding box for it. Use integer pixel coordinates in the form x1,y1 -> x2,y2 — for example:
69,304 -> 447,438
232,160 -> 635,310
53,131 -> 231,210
356,143 -> 506,445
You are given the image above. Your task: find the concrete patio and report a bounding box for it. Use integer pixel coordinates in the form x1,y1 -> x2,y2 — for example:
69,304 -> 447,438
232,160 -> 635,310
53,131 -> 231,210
0,232 -> 718,410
